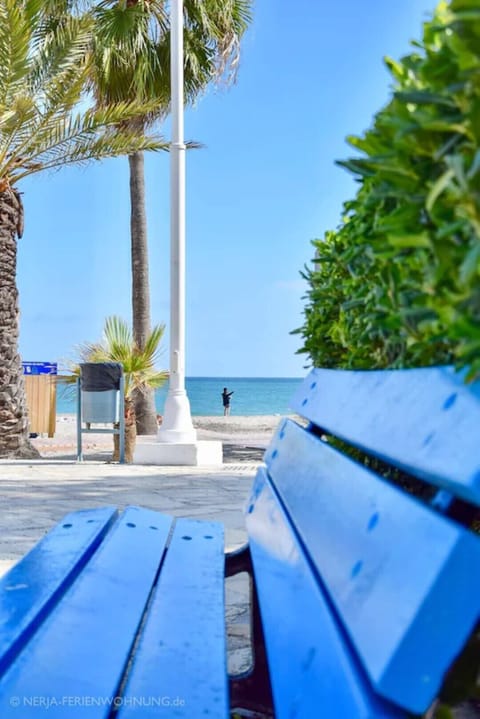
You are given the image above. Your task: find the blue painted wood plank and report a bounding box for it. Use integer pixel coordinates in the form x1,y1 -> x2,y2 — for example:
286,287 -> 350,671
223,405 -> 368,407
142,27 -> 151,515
0,506 -> 173,718
118,518 -> 227,719
265,420 -> 480,713
0,506 -> 117,675
247,468 -> 403,719
290,366 -> 480,506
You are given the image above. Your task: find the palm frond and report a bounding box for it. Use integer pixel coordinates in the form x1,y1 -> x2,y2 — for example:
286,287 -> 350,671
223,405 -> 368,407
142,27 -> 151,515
1,98 -> 168,185
140,323 -> 166,365
0,0 -> 32,107
0,1 -> 170,187
89,0 -> 253,126
28,13 -> 93,97
91,2 -> 170,109
72,316 -> 169,400
183,0 -> 253,86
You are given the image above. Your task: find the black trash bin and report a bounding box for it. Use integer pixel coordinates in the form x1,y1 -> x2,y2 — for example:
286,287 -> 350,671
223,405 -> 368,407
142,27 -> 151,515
80,362 -> 123,423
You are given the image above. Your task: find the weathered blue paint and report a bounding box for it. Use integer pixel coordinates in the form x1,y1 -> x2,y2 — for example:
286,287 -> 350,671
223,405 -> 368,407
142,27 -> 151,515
264,419 -> 480,713
0,507 -> 173,718
0,506 -> 117,676
290,366 -> 480,506
246,468 -> 402,719
119,518 -> 227,718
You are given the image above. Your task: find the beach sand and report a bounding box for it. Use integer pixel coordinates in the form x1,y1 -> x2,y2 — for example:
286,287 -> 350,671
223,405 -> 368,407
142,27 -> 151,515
31,414 -> 290,462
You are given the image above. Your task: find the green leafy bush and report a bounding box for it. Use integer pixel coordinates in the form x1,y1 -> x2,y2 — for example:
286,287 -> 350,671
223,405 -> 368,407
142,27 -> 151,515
297,0 -> 480,379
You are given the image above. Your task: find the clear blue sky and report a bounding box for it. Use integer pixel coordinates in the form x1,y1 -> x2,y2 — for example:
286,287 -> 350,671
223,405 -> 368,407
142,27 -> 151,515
18,0 -> 436,378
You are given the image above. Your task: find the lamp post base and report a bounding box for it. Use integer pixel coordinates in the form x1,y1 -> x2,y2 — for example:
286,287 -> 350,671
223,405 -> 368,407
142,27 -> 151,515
133,439 -> 223,466
133,387 -> 223,465
157,388 -> 197,444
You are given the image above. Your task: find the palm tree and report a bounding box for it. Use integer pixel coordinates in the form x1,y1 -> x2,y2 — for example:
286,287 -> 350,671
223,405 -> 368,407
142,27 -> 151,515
74,315 -> 168,461
86,0 -> 253,435
0,0 -> 167,458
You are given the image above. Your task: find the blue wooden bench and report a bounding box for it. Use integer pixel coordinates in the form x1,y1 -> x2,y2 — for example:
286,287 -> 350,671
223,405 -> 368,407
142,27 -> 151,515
0,366 -> 479,718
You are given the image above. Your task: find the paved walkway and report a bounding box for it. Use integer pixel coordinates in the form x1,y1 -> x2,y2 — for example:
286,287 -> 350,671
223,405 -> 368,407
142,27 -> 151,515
0,457 -> 260,673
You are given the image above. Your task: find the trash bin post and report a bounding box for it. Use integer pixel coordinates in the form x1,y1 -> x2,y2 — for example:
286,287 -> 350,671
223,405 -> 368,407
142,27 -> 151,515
76,377 -> 83,462
119,373 -> 125,464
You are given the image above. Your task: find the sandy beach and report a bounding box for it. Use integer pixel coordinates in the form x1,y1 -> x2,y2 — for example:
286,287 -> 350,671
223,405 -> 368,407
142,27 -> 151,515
31,414 -> 289,462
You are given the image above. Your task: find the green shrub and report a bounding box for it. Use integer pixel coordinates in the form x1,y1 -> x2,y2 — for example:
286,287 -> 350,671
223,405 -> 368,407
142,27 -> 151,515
297,0 -> 480,379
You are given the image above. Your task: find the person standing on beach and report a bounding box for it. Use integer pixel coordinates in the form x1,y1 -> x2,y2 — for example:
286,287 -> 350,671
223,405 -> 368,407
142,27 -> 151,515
222,388 -> 234,416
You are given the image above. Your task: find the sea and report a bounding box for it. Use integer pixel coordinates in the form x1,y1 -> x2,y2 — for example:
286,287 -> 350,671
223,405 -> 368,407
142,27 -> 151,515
56,377 -> 304,416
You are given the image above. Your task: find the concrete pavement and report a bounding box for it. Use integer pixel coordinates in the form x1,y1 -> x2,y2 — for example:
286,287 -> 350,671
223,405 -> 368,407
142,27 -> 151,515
0,457 -> 260,673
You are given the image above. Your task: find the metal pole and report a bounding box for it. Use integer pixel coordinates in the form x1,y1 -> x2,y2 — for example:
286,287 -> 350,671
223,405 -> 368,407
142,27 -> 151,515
119,374 -> 125,463
76,377 -> 82,461
157,0 -> 196,444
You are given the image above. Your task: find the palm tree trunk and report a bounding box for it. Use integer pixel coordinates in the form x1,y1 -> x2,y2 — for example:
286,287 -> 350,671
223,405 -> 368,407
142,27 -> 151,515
113,397 -> 137,463
129,150 -> 158,435
0,189 -> 39,458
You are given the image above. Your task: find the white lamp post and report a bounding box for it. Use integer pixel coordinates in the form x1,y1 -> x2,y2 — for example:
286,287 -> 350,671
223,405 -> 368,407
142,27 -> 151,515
135,0 -> 221,464
157,0 -> 196,444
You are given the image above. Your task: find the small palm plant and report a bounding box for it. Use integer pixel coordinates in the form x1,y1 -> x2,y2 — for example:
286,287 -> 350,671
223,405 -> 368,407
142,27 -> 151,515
75,316 -> 168,462
0,0 -> 167,457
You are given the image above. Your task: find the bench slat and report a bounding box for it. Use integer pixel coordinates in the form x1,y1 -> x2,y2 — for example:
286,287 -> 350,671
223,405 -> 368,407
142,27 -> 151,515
290,367 -> 480,506
264,420 -> 480,713
0,506 -> 172,718
247,467 -> 403,719
118,518 -> 227,719
0,506 -> 117,676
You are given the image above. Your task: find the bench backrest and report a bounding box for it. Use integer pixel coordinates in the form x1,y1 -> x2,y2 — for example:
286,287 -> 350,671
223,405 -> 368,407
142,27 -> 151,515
247,366 -> 480,719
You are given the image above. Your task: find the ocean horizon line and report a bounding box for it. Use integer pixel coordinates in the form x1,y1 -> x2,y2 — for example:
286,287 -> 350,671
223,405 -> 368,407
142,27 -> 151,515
182,375 -> 304,381
56,376 -> 303,416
